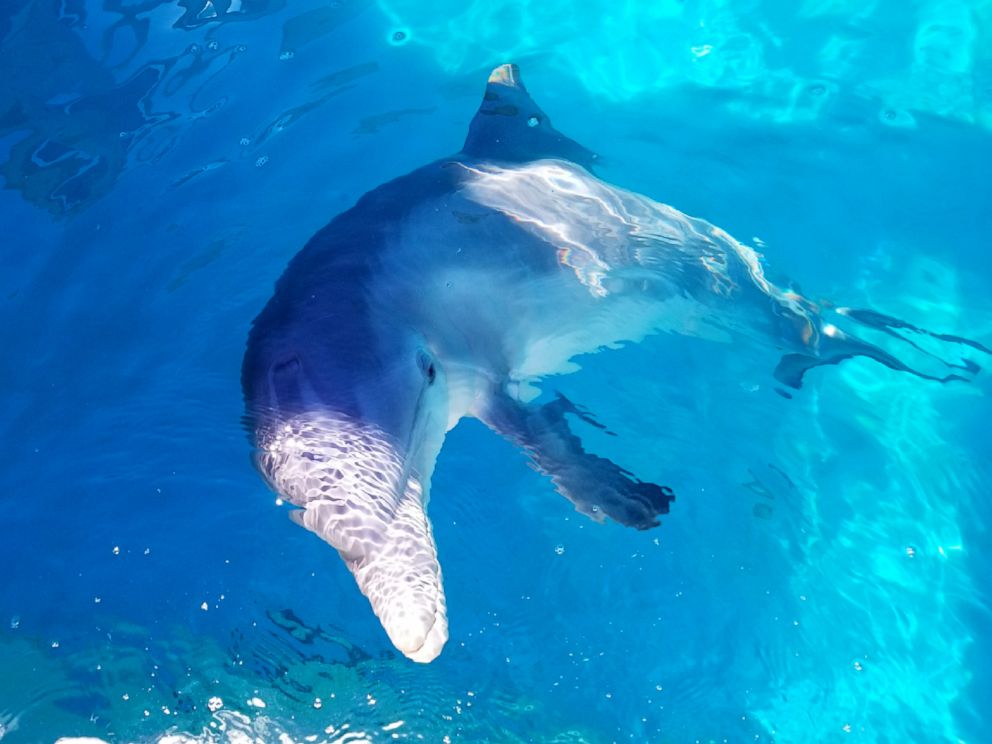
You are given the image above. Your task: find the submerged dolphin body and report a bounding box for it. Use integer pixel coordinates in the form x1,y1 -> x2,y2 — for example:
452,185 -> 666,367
242,65 -> 986,662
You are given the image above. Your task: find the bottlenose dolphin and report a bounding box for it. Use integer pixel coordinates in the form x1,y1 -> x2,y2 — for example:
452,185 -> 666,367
242,64 -> 986,663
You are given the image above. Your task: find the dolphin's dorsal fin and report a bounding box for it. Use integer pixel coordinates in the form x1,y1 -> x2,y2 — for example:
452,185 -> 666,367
461,64 -> 597,168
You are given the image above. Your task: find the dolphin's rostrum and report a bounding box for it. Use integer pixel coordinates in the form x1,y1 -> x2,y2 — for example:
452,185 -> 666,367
242,64 -> 986,663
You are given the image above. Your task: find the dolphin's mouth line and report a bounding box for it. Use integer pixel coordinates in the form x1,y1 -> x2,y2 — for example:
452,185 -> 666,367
396,374 -> 432,502
405,602 -> 445,662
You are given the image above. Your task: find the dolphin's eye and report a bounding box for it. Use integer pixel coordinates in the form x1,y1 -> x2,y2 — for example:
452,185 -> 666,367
418,350 -> 437,384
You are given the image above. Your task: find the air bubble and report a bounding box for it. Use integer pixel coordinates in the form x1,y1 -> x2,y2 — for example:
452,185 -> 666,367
255,155 -> 269,167
388,28 -> 411,46
526,115 -> 540,127
879,108 -> 916,128
554,544 -> 565,555
279,50 -> 295,60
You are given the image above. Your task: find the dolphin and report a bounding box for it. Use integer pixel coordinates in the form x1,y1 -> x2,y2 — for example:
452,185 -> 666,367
242,64 -> 986,663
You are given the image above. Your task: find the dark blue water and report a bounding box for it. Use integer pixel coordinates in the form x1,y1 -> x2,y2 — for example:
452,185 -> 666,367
2,1 -> 991,742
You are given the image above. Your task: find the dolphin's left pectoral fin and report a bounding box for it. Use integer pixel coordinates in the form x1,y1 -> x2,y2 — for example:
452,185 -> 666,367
479,392 -> 674,529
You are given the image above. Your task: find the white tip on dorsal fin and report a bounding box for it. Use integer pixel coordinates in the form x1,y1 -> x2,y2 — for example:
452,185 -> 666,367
487,62 -> 522,87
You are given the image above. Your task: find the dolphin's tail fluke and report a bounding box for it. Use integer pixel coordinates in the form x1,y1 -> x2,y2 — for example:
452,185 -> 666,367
256,414 -> 448,663
773,306 -> 988,390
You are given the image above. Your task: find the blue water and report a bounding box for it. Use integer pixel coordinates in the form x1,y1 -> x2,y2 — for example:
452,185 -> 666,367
2,1 -> 991,742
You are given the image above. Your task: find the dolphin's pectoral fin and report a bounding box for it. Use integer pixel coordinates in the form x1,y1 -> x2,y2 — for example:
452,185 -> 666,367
479,392 -> 674,529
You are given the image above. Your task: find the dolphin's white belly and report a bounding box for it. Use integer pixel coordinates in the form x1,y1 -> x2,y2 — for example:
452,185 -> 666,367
417,262 -> 729,414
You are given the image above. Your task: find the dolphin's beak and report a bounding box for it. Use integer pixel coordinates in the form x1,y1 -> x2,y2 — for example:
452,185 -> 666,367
297,475 -> 448,663
262,414 -> 448,662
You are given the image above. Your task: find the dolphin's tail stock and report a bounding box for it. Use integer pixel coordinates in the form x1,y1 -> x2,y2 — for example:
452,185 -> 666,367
256,414 -> 448,663
772,303 -> 990,391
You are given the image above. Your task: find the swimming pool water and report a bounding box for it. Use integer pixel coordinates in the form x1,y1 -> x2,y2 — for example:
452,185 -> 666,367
1,1 -> 990,742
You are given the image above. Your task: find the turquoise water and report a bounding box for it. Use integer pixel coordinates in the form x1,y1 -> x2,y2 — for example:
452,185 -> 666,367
2,1 -> 991,742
